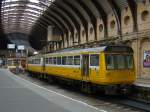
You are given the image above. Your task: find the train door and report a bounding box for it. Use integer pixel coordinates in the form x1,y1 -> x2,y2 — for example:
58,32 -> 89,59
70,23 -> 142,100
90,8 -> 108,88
41,58 -> 45,72
81,54 -> 90,81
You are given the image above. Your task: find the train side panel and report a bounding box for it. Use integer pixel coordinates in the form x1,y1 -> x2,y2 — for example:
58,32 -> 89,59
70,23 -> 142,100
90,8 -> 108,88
27,64 -> 43,73
45,65 -> 82,80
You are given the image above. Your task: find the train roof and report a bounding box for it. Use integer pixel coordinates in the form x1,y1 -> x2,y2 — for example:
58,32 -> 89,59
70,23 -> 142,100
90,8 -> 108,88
28,45 -> 133,58
45,45 -> 133,56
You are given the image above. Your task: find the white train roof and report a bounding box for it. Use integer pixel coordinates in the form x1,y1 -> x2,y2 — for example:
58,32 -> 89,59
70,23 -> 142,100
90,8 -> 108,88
28,45 -> 133,58
45,46 -> 107,56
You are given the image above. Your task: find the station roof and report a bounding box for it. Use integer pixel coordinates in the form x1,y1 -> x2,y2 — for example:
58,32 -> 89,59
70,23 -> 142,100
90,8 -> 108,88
0,0 -> 145,50
1,0 -> 54,34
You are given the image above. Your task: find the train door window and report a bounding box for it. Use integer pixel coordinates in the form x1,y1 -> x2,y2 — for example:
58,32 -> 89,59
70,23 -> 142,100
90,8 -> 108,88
90,54 -> 99,66
106,55 -> 115,69
53,57 -> 57,65
57,57 -> 62,65
74,55 -> 80,65
62,56 -> 67,65
67,56 -> 73,65
82,55 -> 89,76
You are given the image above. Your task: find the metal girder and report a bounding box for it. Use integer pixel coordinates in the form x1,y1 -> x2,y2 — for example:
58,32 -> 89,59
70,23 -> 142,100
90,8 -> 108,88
63,0 -> 89,40
55,0 -> 81,43
2,1 -> 42,7
51,5 -> 75,30
40,15 -> 64,32
1,0 -> 51,34
2,19 -> 35,25
4,28 -> 30,33
1,10 -> 40,16
127,0 -> 138,32
63,0 -> 87,31
2,12 -> 38,18
46,8 -> 70,32
107,0 -> 122,35
45,10 -> 69,32
77,0 -> 98,40
55,0 -> 80,33
39,16 -> 64,42
3,16 -> 36,22
2,5 -> 43,13
91,0 -> 108,37
3,22 -> 33,27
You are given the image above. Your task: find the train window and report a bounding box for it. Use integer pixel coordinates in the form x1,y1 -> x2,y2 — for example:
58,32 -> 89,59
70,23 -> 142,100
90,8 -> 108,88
46,58 -> 49,64
38,59 -> 41,64
53,57 -> 57,64
35,59 -> 37,64
106,54 -> 134,70
49,57 -> 52,64
37,59 -> 39,64
47,58 -> 49,64
34,59 -> 36,64
74,56 -> 80,65
116,55 -> 126,69
62,56 -> 67,65
126,55 -> 134,69
67,56 -> 73,65
106,55 -> 115,69
90,54 -> 99,66
57,57 -> 62,65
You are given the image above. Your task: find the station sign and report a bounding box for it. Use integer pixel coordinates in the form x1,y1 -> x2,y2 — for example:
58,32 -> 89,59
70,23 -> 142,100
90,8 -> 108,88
17,45 -> 25,50
7,44 -> 15,49
143,50 -> 150,67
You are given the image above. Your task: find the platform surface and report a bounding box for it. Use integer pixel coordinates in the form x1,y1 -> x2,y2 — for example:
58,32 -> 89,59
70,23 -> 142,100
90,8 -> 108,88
0,69 -> 105,112
134,78 -> 150,88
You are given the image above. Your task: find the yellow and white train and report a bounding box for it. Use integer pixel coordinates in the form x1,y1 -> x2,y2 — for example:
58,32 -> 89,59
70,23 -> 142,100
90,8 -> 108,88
27,45 -> 136,94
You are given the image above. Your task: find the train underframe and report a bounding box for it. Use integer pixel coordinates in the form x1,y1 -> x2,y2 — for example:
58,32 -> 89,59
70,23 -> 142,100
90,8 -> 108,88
27,71 -> 131,95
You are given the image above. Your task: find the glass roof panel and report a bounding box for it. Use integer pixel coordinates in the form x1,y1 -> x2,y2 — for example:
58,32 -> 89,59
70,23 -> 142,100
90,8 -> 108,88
1,0 -> 55,34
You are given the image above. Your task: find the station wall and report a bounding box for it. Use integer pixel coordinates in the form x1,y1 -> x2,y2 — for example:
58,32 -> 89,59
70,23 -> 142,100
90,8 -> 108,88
45,1 -> 150,79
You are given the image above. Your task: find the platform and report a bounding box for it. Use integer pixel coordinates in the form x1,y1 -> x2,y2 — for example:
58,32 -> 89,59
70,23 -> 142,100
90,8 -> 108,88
134,78 -> 150,89
0,69 -> 105,112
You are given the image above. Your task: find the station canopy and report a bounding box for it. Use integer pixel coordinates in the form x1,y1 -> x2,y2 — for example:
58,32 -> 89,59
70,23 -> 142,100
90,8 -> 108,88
1,0 -> 55,34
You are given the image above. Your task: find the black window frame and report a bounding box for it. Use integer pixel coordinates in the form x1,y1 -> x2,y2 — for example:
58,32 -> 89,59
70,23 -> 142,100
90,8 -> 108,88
62,56 -> 67,65
90,54 -> 99,67
57,57 -> 62,65
105,54 -> 134,70
74,55 -> 81,65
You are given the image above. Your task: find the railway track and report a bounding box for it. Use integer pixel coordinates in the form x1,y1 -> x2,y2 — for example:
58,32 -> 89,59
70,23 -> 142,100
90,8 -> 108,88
118,97 -> 150,112
17,73 -> 150,112
98,96 -> 150,112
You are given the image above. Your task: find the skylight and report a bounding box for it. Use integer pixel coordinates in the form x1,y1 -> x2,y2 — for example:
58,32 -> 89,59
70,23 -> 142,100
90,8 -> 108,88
1,0 -> 55,34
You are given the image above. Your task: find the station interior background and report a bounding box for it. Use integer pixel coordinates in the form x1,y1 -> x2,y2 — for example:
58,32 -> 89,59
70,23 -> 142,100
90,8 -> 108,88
0,0 -> 150,79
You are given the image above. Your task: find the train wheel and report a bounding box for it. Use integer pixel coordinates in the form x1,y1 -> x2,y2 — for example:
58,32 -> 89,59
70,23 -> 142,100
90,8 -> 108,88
47,76 -> 54,84
81,82 -> 92,94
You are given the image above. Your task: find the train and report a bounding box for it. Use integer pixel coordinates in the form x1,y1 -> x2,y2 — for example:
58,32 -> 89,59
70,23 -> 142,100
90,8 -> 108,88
26,45 -> 136,94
